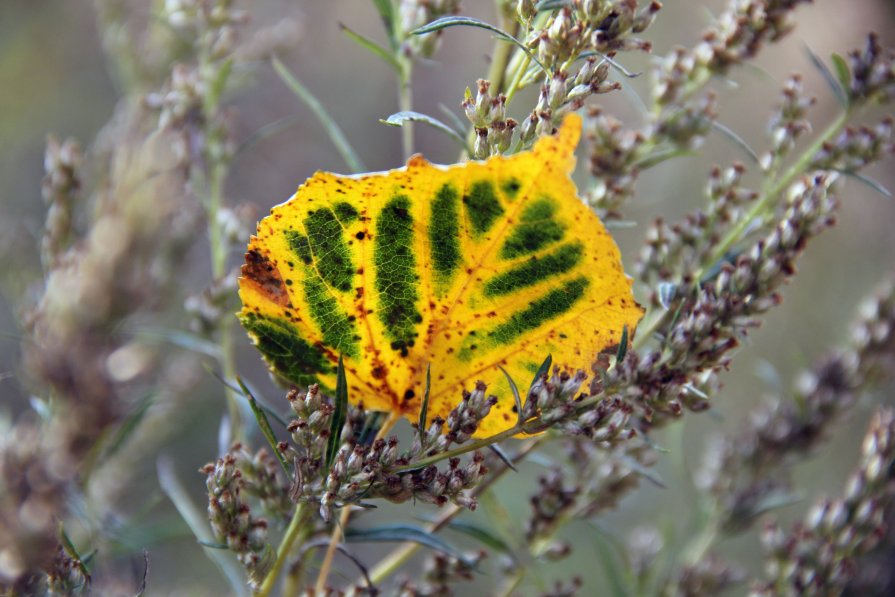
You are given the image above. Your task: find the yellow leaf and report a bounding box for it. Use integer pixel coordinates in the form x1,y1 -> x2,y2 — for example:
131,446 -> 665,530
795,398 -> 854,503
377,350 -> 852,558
237,113 -> 643,437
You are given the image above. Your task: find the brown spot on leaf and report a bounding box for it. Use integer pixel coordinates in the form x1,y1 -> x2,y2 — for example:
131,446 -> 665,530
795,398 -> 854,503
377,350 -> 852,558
241,249 -> 289,306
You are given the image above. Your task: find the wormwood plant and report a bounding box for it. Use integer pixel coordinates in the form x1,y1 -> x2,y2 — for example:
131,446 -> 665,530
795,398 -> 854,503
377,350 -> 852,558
2,0 -> 895,595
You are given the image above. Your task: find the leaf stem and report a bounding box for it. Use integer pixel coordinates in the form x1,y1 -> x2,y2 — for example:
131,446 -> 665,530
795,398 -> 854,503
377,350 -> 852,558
255,502 -> 309,597
314,411 -> 403,593
399,59 -> 415,158
363,437 -> 542,586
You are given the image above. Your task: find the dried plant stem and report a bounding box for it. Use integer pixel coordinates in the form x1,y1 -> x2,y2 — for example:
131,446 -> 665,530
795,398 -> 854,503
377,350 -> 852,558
255,502 -> 309,597
313,411 -> 403,594
365,437 -> 543,586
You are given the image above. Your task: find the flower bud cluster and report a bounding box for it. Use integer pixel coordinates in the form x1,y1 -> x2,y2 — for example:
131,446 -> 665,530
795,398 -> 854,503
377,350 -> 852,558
184,269 -> 239,334
400,0 -> 461,59
565,436 -> 656,519
530,3 -> 658,68
810,118 -> 894,173
753,408 -> 895,596
200,452 -> 275,588
637,163 -> 758,290
462,79 -> 518,158
586,107 -> 644,217
845,33 -> 895,105
415,381 -> 499,455
761,75 -> 815,169
230,444 -> 292,520
45,545 -> 90,596
163,0 -> 248,60
697,274 -> 895,533
666,554 -> 746,597
398,550 -> 487,596
526,470 -> 580,544
41,137 -> 82,270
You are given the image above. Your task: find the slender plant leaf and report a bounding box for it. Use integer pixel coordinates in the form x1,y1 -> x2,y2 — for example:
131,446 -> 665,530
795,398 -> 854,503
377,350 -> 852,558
447,520 -> 516,558
831,52 -> 852,97
209,57 -> 234,109
198,540 -> 230,549
345,524 -> 473,565
497,365 -> 525,424
371,0 -> 397,51
578,51 -> 642,78
340,22 -> 402,73
589,524 -> 631,597
711,120 -> 760,164
418,363 -> 431,436
272,56 -> 366,173
237,377 -> 290,476
438,103 -> 470,138
615,324 -> 629,365
59,523 -> 84,565
531,354 -> 553,389
380,110 -> 468,150
411,16 -> 547,73
358,411 -> 387,446
603,219 -> 638,229
233,377 -> 289,428
97,391 -> 155,467
135,550 -> 150,597
135,327 -> 222,359
235,114 -> 302,160
488,444 -> 518,472
157,456 -> 248,596
536,0 -> 572,11
841,169 -> 893,198
326,355 -> 349,471
805,44 -> 849,108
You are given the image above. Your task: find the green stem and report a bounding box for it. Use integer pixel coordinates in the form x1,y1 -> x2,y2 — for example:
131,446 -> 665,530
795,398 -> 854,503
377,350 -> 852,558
364,438 -> 543,585
696,108 -> 851,279
255,503 -> 309,597
399,59 -> 414,158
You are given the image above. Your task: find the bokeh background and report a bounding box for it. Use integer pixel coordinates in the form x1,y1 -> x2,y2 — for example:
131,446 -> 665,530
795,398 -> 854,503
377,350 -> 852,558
1,0 -> 894,594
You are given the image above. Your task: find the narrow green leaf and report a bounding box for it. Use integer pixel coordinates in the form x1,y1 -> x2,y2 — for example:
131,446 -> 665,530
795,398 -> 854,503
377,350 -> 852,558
615,325 -> 629,365
345,524 -> 473,566
198,540 -> 230,549
380,110 -> 468,150
135,327 -> 222,359
831,52 -> 852,98
710,120 -> 759,164
447,520 -> 516,558
531,354 -> 553,389
209,57 -> 234,109
488,444 -> 518,472
589,524 -> 631,597
235,114 -> 302,160
371,0 -> 397,51
410,16 -> 547,73
237,377 -> 290,476
58,523 -> 84,564
841,169 -> 893,198
340,22 -> 402,73
326,355 -> 349,472
418,363 -> 431,436
98,391 -> 155,467
438,103 -> 470,138
578,51 -> 642,78
619,453 -> 666,488
272,56 -> 366,173
497,364 -> 525,424
536,0 -> 572,11
805,44 -> 849,108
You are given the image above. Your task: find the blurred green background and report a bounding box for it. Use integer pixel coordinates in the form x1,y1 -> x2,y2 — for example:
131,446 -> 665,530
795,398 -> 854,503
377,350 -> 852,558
1,1 -> 894,594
